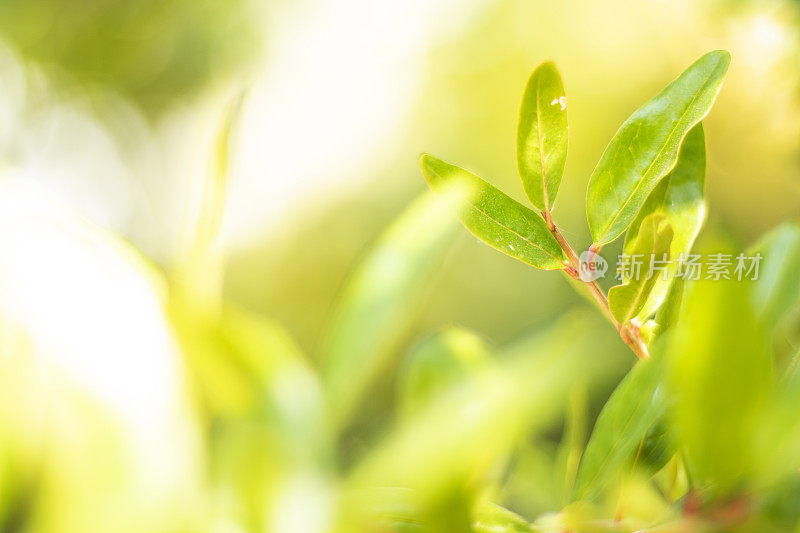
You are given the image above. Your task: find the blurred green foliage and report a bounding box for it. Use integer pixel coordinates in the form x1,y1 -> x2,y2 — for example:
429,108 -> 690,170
0,0 -> 258,114
1,1 -> 800,532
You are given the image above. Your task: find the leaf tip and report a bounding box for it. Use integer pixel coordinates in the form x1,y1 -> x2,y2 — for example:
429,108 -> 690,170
711,49 -> 732,61
535,59 -> 559,74
419,153 -> 441,185
704,49 -> 732,73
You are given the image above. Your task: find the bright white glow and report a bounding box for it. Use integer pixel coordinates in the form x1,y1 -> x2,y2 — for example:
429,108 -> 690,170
0,43 -> 146,240
268,473 -> 334,533
749,14 -> 791,53
220,0 -> 492,248
0,180 -> 201,501
728,12 -> 796,75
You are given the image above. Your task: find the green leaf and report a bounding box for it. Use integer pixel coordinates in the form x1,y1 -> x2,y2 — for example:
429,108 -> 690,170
178,94 -> 245,307
350,313 -> 608,506
586,50 -> 729,247
501,441 -> 561,515
170,301 -> 324,425
651,276 -> 686,340
573,355 -> 669,501
320,191 -> 460,428
625,123 -> 706,260
666,278 -> 770,494
517,61 -> 568,213
608,214 -> 673,324
614,125 -> 705,332
554,385 -> 588,505
397,327 -> 492,418
420,154 -> 566,270
749,223 -> 800,326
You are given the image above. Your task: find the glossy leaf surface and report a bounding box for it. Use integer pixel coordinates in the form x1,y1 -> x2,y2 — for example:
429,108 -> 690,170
574,355 -> 668,501
420,154 -> 566,270
608,214 -> 673,324
586,50 -> 729,246
625,123 -> 706,259
618,124 -> 705,330
320,191 -> 460,428
517,61 -> 568,212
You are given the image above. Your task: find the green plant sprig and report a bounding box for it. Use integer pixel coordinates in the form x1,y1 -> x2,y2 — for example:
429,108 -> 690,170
420,50 -> 729,360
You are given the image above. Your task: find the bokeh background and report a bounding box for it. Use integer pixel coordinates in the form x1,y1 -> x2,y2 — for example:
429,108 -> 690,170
0,0 -> 799,531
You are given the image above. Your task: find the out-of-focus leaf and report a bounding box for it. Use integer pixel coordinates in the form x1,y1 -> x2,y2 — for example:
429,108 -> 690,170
171,304 -> 329,531
756,348 -> 800,486
517,61 -> 568,213
759,474 -> 800,532
651,277 -> 685,341
0,0 -> 257,113
217,307 -> 325,444
638,420 -> 675,475
501,441 -> 560,517
651,455 -> 690,503
195,94 -> 244,255
420,154 -> 567,270
473,502 -> 536,532
667,278 -> 770,494
397,327 -> 491,418
170,302 -> 326,436
625,124 -> 706,260
169,304 -> 265,415
586,50 -> 729,246
349,312 -> 606,507
554,385 -> 587,506
573,355 -> 669,502
608,215 -> 673,324
176,95 -> 245,309
339,485 -> 472,533
320,191 -> 460,428
749,223 -> 800,326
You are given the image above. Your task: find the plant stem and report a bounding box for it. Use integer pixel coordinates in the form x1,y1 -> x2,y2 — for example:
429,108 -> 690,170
548,219 -> 650,360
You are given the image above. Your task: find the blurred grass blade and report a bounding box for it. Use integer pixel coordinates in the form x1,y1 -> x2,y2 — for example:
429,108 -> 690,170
396,327 -> 492,419
749,223 -> 800,326
517,61 -> 568,213
554,385 -> 587,505
320,191 -> 461,429
420,154 -> 567,270
573,355 -> 669,501
666,278 -> 770,494
178,93 -> 245,307
608,214 -> 673,324
586,50 -> 729,246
